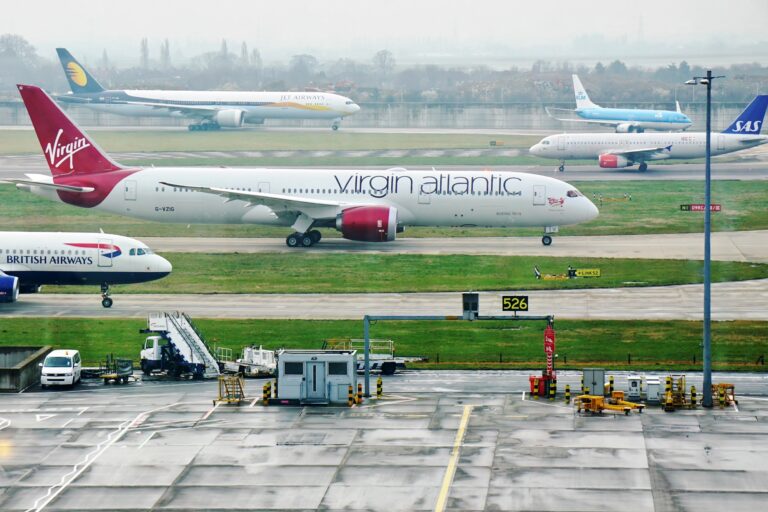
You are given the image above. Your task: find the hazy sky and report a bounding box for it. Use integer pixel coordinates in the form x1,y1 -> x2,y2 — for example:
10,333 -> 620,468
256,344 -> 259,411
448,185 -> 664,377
3,0 -> 767,67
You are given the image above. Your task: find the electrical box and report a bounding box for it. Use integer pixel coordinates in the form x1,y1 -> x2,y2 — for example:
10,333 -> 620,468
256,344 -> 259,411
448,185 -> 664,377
627,375 -> 643,401
582,368 -> 606,396
462,292 -> 479,320
645,377 -> 661,403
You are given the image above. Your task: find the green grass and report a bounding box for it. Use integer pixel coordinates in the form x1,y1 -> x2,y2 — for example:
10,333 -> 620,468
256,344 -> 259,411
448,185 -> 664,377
1,317 -> 765,371
0,129 -> 540,155
1,180 -> 766,237
43,254 -> 768,295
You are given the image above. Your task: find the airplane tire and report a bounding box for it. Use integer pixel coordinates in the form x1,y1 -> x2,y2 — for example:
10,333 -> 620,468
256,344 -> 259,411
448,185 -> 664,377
300,235 -> 313,248
332,125 -> 339,131
309,230 -> 322,244
102,297 -> 113,308
286,233 -> 301,248
542,235 -> 553,246
639,163 -> 648,172
558,165 -> 564,172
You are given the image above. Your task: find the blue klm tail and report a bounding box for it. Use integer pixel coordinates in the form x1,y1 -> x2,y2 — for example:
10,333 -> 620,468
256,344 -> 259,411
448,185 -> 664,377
722,95 -> 768,134
56,48 -> 105,94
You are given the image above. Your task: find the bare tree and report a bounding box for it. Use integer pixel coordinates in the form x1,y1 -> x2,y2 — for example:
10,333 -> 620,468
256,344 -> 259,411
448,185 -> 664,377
240,42 -> 249,67
372,49 -> 395,79
140,37 -> 149,68
289,54 -> 318,85
250,48 -> 262,70
160,39 -> 171,69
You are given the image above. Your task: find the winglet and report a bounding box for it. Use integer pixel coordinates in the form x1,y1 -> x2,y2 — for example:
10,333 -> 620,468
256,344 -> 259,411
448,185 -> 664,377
56,48 -> 105,94
722,95 -> 768,135
572,74 -> 599,110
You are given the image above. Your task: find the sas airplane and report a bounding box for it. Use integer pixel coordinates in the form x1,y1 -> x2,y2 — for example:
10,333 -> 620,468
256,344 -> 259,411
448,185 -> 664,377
546,74 -> 692,133
7,84 -> 598,248
55,48 -> 360,131
0,232 -> 172,307
531,95 -> 768,172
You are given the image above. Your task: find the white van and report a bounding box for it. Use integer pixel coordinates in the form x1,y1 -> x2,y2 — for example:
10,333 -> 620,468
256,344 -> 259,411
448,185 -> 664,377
40,350 -> 82,388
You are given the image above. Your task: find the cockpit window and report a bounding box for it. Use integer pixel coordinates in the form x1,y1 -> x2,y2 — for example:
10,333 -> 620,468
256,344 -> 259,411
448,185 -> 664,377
137,248 -> 146,256
345,100 -> 354,105
567,190 -> 583,198
129,248 -> 135,256
542,140 -> 550,145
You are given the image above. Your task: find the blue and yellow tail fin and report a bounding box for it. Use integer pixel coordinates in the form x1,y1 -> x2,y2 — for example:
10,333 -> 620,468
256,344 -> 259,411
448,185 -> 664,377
56,48 -> 105,94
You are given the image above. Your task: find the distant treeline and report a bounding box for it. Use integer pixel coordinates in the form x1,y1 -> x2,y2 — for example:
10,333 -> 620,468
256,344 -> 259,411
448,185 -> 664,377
1,33 -> 766,104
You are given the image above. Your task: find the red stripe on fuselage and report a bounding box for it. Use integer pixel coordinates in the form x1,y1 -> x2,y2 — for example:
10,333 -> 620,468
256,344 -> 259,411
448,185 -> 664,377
54,169 -> 139,207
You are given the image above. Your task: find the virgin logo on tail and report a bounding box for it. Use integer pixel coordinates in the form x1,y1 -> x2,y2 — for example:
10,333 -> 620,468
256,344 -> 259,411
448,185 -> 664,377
44,128 -> 92,170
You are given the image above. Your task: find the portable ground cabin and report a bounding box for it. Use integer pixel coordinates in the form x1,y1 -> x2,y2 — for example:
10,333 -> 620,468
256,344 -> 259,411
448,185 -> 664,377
276,349 -> 357,404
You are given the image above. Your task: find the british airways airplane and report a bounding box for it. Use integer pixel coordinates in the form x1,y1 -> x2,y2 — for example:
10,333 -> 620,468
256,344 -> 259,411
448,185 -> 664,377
546,75 -> 692,133
0,232 -> 172,307
531,95 -> 768,172
55,48 -> 360,131
7,84 -> 598,248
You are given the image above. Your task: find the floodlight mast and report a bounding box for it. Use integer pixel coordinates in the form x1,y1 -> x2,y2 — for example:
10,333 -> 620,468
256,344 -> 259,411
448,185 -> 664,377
686,70 -> 724,408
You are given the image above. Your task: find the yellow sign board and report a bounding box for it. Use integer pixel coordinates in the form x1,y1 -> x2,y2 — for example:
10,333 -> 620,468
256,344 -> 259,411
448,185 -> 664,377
575,269 -> 601,278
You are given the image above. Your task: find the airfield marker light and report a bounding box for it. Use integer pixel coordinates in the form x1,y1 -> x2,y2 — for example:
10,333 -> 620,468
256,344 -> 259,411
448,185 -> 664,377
686,70 -> 724,408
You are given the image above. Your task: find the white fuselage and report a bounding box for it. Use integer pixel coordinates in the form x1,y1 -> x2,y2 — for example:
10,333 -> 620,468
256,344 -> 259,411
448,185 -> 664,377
0,232 -> 172,286
530,132 -> 768,163
27,169 -> 599,230
69,90 -> 360,122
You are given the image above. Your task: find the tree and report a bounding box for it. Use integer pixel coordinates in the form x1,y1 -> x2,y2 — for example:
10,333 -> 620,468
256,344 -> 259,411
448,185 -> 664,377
594,62 -> 605,74
372,49 -> 395,78
250,48 -> 262,70
160,39 -> 171,69
240,42 -> 249,67
607,59 -> 627,74
140,37 -> 149,68
0,34 -> 38,62
99,49 -> 110,70
289,54 -> 318,85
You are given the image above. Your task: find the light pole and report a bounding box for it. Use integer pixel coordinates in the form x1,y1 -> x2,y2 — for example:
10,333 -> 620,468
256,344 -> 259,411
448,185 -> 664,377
686,70 -> 724,408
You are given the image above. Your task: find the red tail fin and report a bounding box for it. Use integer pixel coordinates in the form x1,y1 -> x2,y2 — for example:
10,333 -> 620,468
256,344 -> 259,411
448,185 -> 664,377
17,84 -> 123,176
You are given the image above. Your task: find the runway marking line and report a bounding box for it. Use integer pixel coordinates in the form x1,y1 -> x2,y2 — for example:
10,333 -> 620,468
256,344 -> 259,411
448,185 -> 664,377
434,404 -> 473,512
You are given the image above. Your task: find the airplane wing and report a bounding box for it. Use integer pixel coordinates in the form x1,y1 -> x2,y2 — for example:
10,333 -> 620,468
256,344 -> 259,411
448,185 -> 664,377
606,145 -> 673,161
159,181 -> 345,231
0,175 -> 95,193
122,101 -> 223,117
545,108 -> 632,128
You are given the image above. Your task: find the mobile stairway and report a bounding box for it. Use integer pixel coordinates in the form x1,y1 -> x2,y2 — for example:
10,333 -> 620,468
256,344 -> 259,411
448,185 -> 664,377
140,312 -> 220,379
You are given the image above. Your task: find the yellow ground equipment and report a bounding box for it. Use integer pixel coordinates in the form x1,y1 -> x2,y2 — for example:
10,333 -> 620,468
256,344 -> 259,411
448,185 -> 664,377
99,354 -> 135,384
712,383 -> 737,407
607,391 -> 644,413
214,374 -> 246,405
662,374 -> 696,411
575,394 -> 643,416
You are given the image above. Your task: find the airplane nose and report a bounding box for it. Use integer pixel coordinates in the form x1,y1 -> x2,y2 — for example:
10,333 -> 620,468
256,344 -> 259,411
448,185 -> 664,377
529,143 -> 540,155
155,256 -> 173,275
584,198 -> 599,221
351,103 -> 361,114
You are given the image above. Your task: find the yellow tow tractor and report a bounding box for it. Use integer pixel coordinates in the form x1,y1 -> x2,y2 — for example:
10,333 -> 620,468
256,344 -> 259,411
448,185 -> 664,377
576,391 -> 645,416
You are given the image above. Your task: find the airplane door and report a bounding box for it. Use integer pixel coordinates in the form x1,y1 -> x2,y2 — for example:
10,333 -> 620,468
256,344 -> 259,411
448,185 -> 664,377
418,191 -> 431,205
717,135 -> 725,151
557,135 -> 566,150
257,182 -> 270,193
533,185 -> 546,206
305,362 -> 326,400
124,180 -> 137,201
97,238 -> 113,268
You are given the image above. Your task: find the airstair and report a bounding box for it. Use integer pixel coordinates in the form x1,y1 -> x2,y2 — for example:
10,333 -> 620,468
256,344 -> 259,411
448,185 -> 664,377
147,312 -> 220,378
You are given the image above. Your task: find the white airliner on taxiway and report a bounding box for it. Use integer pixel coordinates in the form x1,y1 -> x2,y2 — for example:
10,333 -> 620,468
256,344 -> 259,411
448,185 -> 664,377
56,48 -> 360,131
7,84 -> 598,248
531,95 -> 768,171
0,232 -> 172,307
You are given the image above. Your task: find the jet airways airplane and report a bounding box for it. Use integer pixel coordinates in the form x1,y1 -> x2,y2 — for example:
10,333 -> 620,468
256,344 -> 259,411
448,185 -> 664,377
531,95 -> 768,171
8,84 -> 598,248
55,48 -> 360,131
0,231 -> 172,307
546,74 -> 692,133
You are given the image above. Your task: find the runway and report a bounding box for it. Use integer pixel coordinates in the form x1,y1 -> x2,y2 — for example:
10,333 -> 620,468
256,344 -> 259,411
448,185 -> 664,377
2,279 -> 766,320
143,230 -> 768,263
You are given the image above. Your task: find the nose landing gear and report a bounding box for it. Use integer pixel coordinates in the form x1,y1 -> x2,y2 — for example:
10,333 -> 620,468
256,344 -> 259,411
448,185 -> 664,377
100,283 -> 113,308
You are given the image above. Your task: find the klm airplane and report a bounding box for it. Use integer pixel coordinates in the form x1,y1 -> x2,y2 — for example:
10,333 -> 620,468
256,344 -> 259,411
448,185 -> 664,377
546,75 -> 692,133
54,48 -> 360,131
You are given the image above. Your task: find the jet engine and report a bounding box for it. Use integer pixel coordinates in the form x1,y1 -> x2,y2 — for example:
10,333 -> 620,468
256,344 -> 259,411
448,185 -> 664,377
212,109 -> 245,128
615,123 -> 643,133
0,271 -> 19,303
335,206 -> 398,242
598,154 -> 631,169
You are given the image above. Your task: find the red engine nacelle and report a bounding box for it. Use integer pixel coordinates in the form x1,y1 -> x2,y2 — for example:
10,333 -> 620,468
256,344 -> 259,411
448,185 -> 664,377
598,153 -> 631,168
336,206 -> 398,242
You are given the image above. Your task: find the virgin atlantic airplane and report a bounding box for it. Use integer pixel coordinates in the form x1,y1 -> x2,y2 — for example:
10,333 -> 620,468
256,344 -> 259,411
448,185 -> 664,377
8,84 -> 598,247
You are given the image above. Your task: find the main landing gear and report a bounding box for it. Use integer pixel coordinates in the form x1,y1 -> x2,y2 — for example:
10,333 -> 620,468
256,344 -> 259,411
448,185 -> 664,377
100,283 -> 113,308
638,163 -> 648,172
558,161 -> 565,172
188,121 -> 221,132
285,230 -> 322,248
